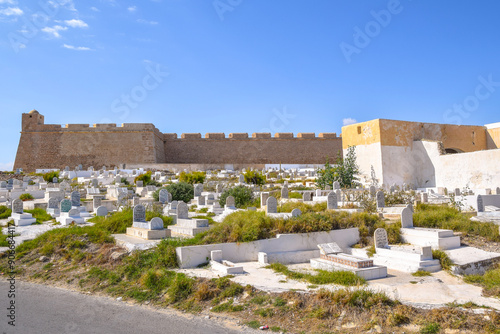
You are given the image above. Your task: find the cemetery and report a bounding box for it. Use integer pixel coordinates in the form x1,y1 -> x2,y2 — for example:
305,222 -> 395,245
2,140 -> 500,332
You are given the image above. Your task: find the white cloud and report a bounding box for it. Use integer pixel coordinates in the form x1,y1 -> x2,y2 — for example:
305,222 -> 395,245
343,118 -> 358,126
64,19 -> 88,28
90,6 -> 99,12
58,0 -> 76,12
41,25 -> 68,38
0,7 -> 23,16
0,0 -> 16,4
137,19 -> 158,25
0,161 -> 14,171
127,6 -> 137,12
62,44 -> 92,51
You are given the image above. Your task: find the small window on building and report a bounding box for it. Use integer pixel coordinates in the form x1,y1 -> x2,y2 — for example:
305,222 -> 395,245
357,126 -> 361,134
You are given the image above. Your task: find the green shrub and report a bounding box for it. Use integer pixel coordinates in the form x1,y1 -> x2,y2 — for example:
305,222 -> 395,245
218,185 -> 254,208
0,228 -> 10,247
415,204 -> 500,241
89,208 -> 172,234
24,208 -> 53,224
165,182 -> 194,203
134,171 -> 152,185
420,322 -> 440,334
288,192 -> 302,199
244,170 -> 266,185
266,263 -> 366,286
43,171 -> 59,183
0,206 -> 12,219
464,266 -> 500,297
19,193 -> 34,201
432,249 -> 453,271
179,171 -> 206,184
412,270 -> 432,277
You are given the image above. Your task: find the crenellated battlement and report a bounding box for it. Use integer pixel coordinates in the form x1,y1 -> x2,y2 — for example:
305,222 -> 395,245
15,111 -> 343,171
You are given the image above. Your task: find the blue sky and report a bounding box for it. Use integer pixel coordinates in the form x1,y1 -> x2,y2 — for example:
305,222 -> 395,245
1,0 -> 500,170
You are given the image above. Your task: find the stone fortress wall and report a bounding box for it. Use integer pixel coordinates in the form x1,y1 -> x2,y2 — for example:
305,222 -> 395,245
14,110 -> 343,172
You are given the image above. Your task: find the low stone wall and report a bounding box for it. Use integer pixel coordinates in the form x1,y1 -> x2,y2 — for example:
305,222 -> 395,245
175,228 -> 360,268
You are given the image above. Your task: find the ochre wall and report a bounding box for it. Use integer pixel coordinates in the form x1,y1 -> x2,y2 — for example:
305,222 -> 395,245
14,113 -> 159,171
163,136 -> 342,164
14,112 -> 342,171
487,123 -> 500,149
341,119 -> 381,149
342,119 -> 488,152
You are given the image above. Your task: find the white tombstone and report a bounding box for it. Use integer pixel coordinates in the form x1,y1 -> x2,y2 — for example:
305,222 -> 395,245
401,207 -> 413,228
133,204 -> 146,222
71,191 -> 80,207
369,185 -> 376,198
225,196 -> 235,209
333,181 -> 340,190
376,191 -> 385,209
374,228 -> 389,249
327,192 -> 337,210
149,217 -> 164,230
194,184 -> 203,197
159,189 -> 169,204
260,192 -> 269,207
281,186 -> 289,199
266,197 -> 278,214
477,195 -> 484,213
96,206 -> 108,217
291,208 -> 301,217
177,201 -> 189,219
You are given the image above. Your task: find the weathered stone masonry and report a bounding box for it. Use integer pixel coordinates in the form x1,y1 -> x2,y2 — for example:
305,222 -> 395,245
14,110 -> 342,171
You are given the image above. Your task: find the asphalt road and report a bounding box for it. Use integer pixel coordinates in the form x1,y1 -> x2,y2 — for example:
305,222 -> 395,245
0,279 -> 250,334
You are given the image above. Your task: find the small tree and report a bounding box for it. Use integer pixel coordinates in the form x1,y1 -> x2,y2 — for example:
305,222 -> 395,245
316,146 -> 360,189
218,185 -> 254,208
19,193 -> 35,201
43,171 -> 59,183
244,170 -> 266,185
316,157 -> 336,190
165,182 -> 194,203
179,171 -> 206,184
134,171 -> 152,185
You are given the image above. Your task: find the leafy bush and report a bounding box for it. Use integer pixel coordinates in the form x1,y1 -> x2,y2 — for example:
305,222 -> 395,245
432,249 -> 453,271
288,192 -> 302,199
19,193 -> 34,201
420,322 -> 440,334
199,209 -> 393,247
134,171 -> 152,185
0,206 -> 12,219
24,208 -> 53,224
316,146 -> 359,189
244,170 -> 266,185
43,170 -> 59,183
464,266 -> 500,297
0,228 -> 10,247
414,204 -> 500,241
218,185 -> 254,208
179,171 -> 206,184
265,263 -> 366,286
89,208 -> 172,234
165,182 -> 194,203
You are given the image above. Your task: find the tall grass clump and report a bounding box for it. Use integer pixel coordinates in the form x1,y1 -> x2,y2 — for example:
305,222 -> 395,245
414,204 -> 500,241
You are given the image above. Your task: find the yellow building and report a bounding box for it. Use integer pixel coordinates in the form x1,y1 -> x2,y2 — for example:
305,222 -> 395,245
341,119 -> 500,189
